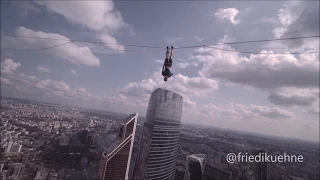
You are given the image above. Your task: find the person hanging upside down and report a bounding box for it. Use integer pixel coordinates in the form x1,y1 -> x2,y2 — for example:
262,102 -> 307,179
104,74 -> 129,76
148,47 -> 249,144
162,46 -> 174,81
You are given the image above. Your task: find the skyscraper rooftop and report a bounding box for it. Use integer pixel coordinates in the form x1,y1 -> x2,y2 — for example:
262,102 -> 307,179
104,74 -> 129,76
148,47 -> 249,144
132,88 -> 183,180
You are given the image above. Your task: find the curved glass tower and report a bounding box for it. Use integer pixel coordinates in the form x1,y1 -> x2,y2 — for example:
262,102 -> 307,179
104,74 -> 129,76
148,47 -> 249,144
184,154 -> 206,180
132,88 -> 183,180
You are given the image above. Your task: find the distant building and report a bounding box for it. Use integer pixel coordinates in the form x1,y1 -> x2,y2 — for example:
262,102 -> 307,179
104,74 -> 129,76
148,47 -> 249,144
33,167 -> 48,180
5,141 -> 22,155
53,121 -> 60,129
59,134 -> 69,145
132,88 -> 183,180
214,153 -> 221,165
248,149 -> 268,180
90,119 -> 94,127
6,163 -> 24,180
5,141 -> 13,153
10,144 -> 22,154
12,163 -> 23,177
202,164 -> 232,180
98,113 -> 138,180
81,157 -> 88,169
184,154 -> 206,180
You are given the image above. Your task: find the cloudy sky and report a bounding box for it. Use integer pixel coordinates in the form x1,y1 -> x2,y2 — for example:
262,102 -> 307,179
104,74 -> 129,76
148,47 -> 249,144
1,1 -> 319,142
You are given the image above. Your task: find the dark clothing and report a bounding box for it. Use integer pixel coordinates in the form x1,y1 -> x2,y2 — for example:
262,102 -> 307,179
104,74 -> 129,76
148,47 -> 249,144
164,58 -> 173,68
162,47 -> 173,81
162,68 -> 173,77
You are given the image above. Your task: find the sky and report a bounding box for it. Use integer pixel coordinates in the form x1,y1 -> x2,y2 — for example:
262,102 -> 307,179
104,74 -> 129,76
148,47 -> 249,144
1,0 -> 319,142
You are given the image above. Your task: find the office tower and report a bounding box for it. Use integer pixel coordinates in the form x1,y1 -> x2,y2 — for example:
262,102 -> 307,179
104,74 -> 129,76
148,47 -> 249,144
249,149 -> 268,180
202,164 -> 232,180
184,154 -> 206,180
132,88 -> 183,180
98,113 -> 138,180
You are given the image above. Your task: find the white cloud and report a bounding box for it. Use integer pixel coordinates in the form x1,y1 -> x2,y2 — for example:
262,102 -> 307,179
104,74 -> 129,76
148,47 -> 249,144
269,87 -> 319,107
188,32 -> 319,116
1,58 -> 21,74
183,97 -> 197,111
194,36 -> 204,42
34,1 -> 128,32
272,1 -> 319,48
214,8 -> 240,25
273,28 -> 286,38
1,77 -> 13,85
1,27 -> 101,67
190,45 -> 319,90
3,72 -> 101,102
277,1 -> 305,27
219,34 -> 236,43
116,72 -> 218,114
121,72 -> 219,98
34,1 -> 131,54
200,103 -> 293,120
176,62 -> 190,69
97,33 -> 125,52
71,70 -> 79,76
305,104 -> 320,115
0,59 -> 101,102
37,66 -> 52,73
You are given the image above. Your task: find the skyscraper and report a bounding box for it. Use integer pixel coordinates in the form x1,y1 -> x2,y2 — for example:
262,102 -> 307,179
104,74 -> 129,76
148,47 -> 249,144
249,149 -> 268,180
184,154 -> 206,180
98,113 -> 138,180
202,164 -> 232,180
132,88 -> 183,180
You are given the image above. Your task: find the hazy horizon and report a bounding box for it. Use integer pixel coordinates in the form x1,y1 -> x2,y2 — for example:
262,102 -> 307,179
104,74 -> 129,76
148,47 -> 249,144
2,95 -> 318,144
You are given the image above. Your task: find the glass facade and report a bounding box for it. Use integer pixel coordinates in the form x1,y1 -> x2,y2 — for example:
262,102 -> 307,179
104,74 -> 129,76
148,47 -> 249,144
133,88 -> 183,180
98,113 -> 138,180
184,154 -> 206,180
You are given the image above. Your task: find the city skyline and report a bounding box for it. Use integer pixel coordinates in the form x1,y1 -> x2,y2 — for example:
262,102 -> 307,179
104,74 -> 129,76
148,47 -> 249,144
1,97 -> 319,179
1,0 -> 319,142
1,95 -> 318,144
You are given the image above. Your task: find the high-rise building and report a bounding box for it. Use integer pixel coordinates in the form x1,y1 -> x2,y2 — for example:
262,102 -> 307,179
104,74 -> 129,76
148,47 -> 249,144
132,88 -> 183,180
98,113 -> 138,180
202,164 -> 232,180
248,149 -> 268,180
184,154 -> 206,180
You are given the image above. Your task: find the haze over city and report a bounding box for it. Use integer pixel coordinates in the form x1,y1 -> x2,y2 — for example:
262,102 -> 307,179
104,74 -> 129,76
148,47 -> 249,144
1,0 -> 319,144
